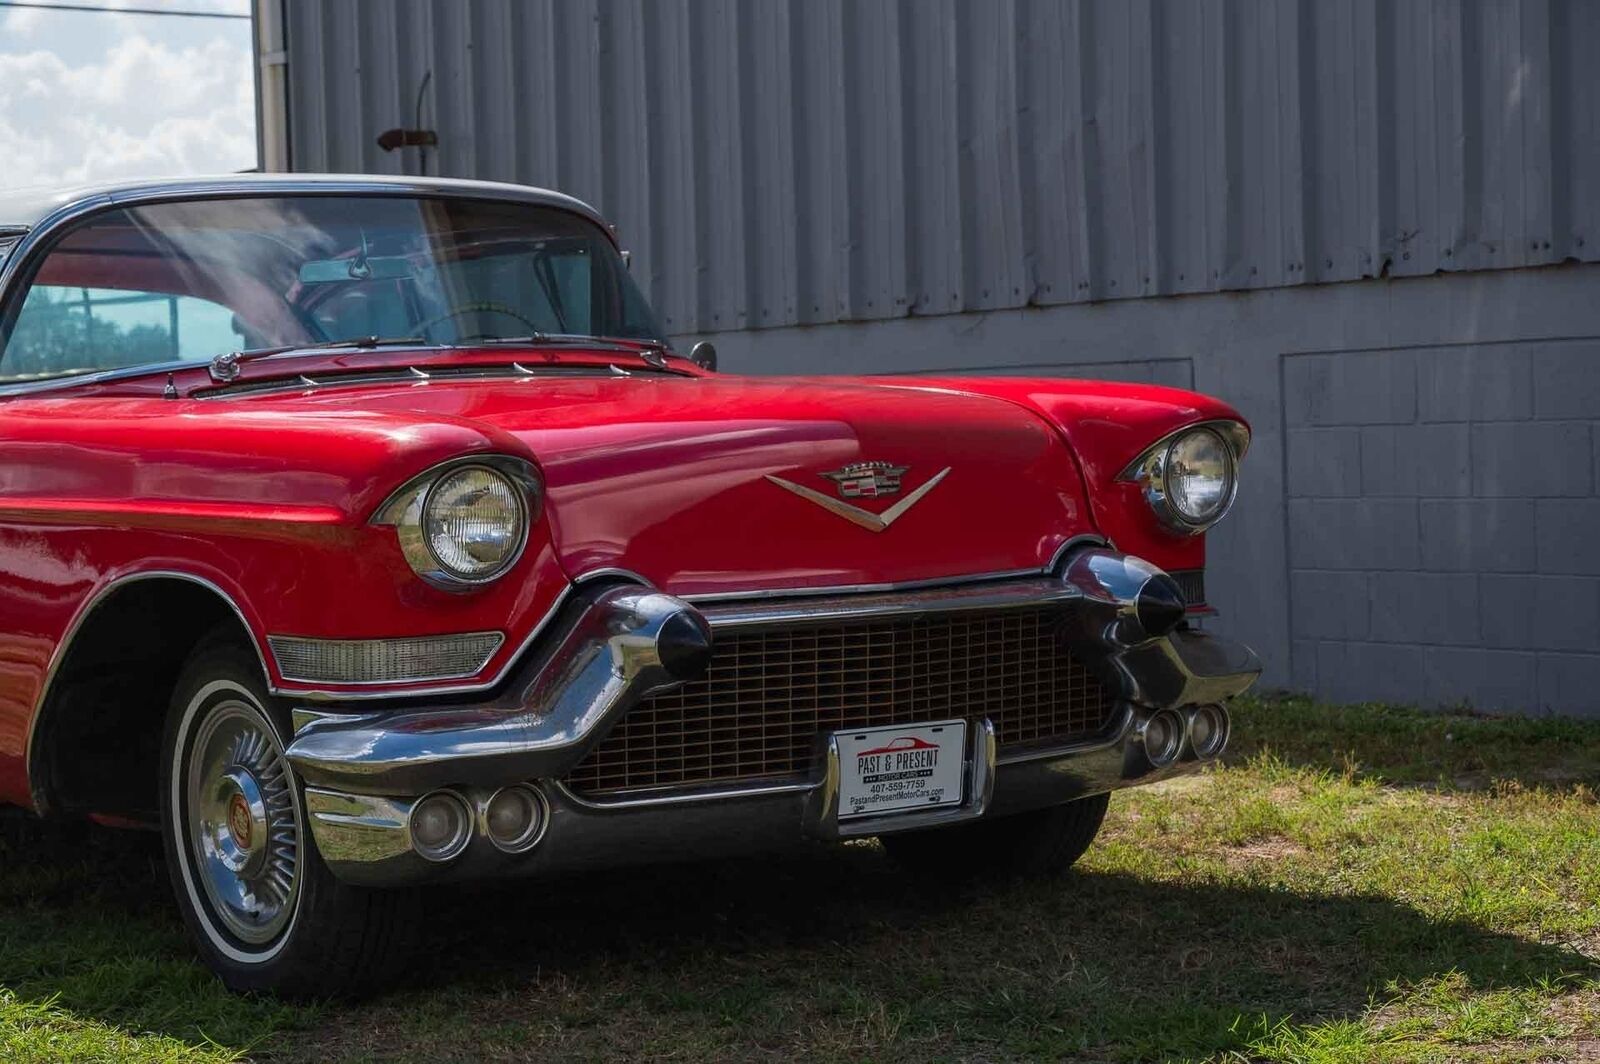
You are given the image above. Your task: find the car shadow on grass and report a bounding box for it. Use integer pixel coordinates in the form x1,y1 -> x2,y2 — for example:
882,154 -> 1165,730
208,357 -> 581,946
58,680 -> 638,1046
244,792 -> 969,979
366,840 -> 1598,1060
0,815 -> 1594,1061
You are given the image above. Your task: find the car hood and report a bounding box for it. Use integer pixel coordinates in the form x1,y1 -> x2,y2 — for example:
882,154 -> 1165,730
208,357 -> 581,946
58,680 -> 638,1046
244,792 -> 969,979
257,372 -> 1095,595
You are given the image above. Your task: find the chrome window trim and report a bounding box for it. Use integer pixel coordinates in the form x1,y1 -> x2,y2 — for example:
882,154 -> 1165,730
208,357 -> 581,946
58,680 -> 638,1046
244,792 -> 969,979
0,226 -> 25,268
0,176 -> 622,399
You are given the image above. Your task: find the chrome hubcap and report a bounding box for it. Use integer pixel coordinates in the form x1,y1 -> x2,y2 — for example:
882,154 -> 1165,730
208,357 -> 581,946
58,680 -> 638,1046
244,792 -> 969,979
187,702 -> 300,945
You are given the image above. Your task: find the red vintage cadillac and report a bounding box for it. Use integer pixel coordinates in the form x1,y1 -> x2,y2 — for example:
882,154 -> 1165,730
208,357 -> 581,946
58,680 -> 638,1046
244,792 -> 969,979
0,175 -> 1258,995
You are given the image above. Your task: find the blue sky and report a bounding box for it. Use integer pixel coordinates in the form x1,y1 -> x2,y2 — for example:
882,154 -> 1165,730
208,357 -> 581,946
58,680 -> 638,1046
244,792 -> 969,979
0,0 -> 256,191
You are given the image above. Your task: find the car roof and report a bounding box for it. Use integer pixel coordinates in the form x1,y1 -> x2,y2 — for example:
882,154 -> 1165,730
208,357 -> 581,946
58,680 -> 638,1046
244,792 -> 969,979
0,172 -> 613,237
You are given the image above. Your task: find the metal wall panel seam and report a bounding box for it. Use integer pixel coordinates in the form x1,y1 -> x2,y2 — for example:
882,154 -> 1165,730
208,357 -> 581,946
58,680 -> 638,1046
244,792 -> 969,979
279,0 -> 1600,339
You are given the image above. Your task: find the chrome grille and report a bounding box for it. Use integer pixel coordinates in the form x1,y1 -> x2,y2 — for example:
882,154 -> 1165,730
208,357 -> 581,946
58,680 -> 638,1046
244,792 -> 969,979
565,606 -> 1116,796
1170,569 -> 1206,607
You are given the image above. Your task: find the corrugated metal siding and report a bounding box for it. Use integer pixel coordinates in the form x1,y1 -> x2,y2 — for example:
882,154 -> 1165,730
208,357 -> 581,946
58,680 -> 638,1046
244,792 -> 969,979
280,0 -> 1600,337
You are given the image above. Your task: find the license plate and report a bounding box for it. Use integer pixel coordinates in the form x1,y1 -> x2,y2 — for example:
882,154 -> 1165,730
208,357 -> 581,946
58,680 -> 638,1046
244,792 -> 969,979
836,720 -> 967,821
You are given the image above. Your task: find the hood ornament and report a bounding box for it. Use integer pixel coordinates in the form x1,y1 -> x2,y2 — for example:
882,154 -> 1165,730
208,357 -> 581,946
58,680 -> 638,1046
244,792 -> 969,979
209,350 -> 242,383
766,462 -> 951,532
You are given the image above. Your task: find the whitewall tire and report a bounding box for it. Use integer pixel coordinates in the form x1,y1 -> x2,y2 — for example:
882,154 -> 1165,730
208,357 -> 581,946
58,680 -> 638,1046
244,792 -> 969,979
160,638 -> 416,997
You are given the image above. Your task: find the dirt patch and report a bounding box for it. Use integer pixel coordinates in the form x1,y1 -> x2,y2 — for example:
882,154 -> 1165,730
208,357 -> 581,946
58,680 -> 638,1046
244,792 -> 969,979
1221,838 -> 1306,869
1145,774 -> 1214,797
1548,991 -> 1600,1063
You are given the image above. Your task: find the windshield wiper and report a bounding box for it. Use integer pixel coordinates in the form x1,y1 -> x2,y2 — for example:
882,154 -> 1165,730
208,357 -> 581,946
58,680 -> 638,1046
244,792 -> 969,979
466,335 -> 676,370
207,336 -> 428,383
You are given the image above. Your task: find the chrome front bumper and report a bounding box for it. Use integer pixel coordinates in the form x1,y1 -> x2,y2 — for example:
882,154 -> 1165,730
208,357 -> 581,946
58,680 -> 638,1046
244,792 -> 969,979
284,549 -> 1261,886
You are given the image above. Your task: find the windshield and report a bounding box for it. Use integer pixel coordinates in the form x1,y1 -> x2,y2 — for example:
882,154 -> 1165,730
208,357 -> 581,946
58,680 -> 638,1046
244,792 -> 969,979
0,195 -> 664,382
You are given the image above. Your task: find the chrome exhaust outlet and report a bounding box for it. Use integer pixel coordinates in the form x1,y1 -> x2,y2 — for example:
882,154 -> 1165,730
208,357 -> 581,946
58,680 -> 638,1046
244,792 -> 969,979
1140,708 -> 1185,768
408,789 -> 474,863
1187,703 -> 1230,760
479,785 -> 550,855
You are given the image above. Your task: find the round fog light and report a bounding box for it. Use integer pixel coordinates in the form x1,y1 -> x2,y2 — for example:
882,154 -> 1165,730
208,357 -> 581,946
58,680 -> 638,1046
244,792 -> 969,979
483,786 -> 547,854
1189,704 -> 1230,760
1142,709 -> 1184,767
410,791 -> 472,862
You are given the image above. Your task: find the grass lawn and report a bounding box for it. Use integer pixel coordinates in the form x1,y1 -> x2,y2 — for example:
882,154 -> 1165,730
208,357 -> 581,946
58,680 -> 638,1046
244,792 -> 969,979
1,696 -> 1597,1062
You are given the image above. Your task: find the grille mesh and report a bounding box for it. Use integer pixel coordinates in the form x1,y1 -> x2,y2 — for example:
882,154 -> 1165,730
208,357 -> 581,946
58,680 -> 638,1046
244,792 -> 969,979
565,606 -> 1115,796
1169,569 -> 1207,607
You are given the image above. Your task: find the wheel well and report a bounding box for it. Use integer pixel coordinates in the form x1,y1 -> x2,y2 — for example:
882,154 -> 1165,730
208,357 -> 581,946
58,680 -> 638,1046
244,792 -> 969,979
30,578 -> 261,820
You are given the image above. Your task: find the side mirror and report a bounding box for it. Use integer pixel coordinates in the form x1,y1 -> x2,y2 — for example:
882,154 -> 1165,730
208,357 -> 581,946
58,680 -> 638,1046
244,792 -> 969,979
689,340 -> 718,371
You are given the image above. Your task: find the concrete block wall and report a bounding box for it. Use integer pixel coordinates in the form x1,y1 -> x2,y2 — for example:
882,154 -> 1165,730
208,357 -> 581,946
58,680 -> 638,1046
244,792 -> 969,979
697,263 -> 1600,717
1284,341 -> 1600,713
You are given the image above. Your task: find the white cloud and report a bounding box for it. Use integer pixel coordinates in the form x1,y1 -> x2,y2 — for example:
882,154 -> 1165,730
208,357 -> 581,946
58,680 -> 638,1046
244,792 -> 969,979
1,6 -> 46,38
0,14 -> 255,191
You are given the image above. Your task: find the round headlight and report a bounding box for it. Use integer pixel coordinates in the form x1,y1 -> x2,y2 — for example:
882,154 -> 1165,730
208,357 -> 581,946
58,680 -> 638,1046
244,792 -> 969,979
422,466 -> 526,581
1165,428 -> 1235,525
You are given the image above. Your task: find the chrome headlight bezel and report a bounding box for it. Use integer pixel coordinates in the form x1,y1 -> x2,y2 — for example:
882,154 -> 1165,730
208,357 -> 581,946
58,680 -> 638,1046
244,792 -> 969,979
1121,420 -> 1248,535
372,455 -> 541,590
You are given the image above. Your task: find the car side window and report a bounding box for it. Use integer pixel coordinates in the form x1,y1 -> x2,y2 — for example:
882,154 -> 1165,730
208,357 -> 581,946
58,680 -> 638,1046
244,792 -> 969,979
1,285 -> 243,381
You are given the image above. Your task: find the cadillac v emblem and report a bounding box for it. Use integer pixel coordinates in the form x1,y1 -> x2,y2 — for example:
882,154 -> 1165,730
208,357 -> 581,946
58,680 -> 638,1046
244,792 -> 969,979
765,462 -> 951,532
822,461 -> 907,499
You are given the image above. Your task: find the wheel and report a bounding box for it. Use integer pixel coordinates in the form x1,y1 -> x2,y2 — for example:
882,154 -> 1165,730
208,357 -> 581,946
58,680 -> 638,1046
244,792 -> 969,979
159,637 -> 417,997
878,793 -> 1110,878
